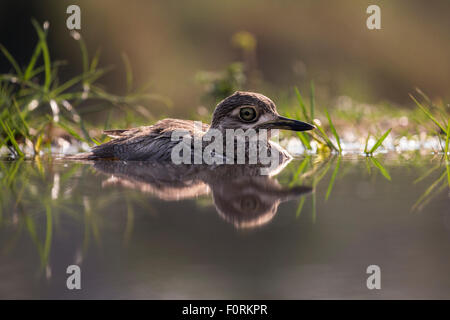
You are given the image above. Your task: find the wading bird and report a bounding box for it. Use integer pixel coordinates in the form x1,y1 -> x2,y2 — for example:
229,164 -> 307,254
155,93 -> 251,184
68,91 -> 314,162
93,160 -> 312,229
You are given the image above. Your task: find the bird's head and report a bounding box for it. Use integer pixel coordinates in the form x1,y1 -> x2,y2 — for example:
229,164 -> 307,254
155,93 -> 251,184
210,91 -> 315,134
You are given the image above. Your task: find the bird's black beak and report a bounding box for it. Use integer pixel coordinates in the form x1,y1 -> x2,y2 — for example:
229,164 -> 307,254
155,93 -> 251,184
258,116 -> 315,131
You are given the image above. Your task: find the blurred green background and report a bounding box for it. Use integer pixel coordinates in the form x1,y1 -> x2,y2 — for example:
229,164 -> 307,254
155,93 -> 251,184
1,0 -> 450,118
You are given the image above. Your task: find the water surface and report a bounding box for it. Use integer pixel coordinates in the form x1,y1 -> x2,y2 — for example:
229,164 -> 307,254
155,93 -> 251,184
0,155 -> 449,299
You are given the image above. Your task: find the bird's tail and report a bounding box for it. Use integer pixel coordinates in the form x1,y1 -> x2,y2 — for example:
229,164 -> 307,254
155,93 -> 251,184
63,152 -> 95,160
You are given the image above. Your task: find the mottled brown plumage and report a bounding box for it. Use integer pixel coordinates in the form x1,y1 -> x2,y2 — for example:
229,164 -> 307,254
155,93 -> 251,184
68,91 -> 314,161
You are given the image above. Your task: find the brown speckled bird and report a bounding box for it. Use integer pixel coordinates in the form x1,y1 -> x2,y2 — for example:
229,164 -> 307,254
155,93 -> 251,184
69,91 -> 314,161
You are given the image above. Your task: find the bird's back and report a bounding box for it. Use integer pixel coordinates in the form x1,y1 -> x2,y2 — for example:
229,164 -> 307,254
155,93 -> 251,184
79,119 -> 209,161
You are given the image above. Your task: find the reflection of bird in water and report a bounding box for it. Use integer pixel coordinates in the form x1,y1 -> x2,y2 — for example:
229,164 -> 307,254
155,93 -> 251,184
93,160 -> 312,229
68,91 -> 314,161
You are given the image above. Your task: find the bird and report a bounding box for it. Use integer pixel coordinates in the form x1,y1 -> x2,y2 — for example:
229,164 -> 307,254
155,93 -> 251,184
93,160 -> 312,229
67,91 -> 315,162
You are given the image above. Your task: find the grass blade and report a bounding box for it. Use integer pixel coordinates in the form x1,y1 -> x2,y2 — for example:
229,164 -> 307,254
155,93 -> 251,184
294,86 -> 309,121
31,19 -> 51,92
370,157 -> 391,181
325,156 -> 341,200
445,118 -> 450,161
42,202 -> 53,268
52,118 -> 88,144
410,94 -> 447,135
121,53 -> 133,94
309,81 -> 315,120
289,157 -> 310,187
296,131 -> 311,150
24,42 -> 42,80
364,132 -> 370,154
412,171 -> 446,211
295,196 -> 306,218
369,128 -> 391,154
0,44 -> 23,79
90,48 -> 102,71
0,119 -> 24,157
77,35 -> 89,74
413,164 -> 440,184
325,108 -> 341,153
315,123 -> 338,151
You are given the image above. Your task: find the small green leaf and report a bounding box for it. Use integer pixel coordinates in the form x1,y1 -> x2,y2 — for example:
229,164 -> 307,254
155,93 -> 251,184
369,128 -> 391,154
295,196 -> 306,218
31,19 -> 51,91
0,44 -> 23,79
445,119 -> 450,161
294,86 -> 309,121
410,94 -> 447,135
325,108 -> 341,153
296,131 -> 311,150
326,156 -> 341,200
0,119 -> 24,157
370,157 -> 391,181
364,132 -> 370,154
309,81 -> 315,120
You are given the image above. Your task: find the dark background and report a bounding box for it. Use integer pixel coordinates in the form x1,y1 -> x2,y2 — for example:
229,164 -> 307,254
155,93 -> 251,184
1,0 -> 449,115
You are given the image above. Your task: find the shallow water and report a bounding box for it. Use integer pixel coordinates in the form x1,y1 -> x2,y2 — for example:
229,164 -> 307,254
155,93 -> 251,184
0,154 -> 449,299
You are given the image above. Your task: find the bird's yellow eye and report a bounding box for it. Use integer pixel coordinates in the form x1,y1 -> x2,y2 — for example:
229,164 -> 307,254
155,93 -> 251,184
239,107 -> 257,122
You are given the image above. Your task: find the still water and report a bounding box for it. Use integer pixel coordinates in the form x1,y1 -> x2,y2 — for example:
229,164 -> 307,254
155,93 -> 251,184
0,154 -> 449,299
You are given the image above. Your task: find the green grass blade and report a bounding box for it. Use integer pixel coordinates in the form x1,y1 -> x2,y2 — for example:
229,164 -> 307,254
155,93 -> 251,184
50,73 -> 89,98
0,135 -> 5,149
289,157 -> 309,187
325,108 -> 341,153
24,42 -> 42,80
296,132 -> 311,150
42,202 -> 53,268
12,99 -> 30,138
79,118 -> 93,144
121,53 -> 133,93
315,123 -> 338,151
369,128 -> 391,154
5,158 -> 22,187
50,68 -> 109,99
294,86 -> 309,121
364,132 -> 370,154
0,44 -> 23,78
313,157 -> 333,186
52,118 -> 88,143
415,88 -> 432,105
0,119 -> 24,157
31,19 -> 51,92
90,47 -> 102,71
309,81 -> 315,120
412,171 -> 446,211
413,164 -> 440,184
72,32 -> 89,75
445,119 -> 450,161
410,94 -> 447,135
295,196 -> 306,218
325,156 -> 341,200
370,157 -> 391,181
91,137 -> 101,146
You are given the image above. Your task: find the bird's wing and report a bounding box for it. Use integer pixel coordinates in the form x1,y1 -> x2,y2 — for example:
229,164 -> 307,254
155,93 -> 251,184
103,128 -> 141,138
90,119 -> 207,161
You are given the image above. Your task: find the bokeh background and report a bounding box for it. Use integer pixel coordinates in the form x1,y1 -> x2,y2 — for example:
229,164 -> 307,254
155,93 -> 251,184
1,0 -> 450,118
